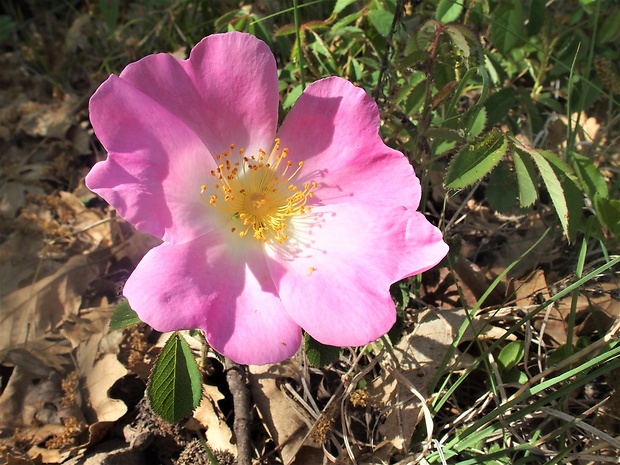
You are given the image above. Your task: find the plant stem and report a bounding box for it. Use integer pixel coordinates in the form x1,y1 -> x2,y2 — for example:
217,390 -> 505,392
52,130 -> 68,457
293,0 -> 306,90
225,357 -> 252,465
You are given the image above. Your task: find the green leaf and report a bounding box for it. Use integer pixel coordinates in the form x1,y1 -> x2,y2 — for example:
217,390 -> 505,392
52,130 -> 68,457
539,149 -> 585,239
0,15 -> 16,44
593,196 -> 620,236
445,129 -> 507,189
427,127 -> 466,143
282,85 -> 303,110
570,152 -> 608,200
464,106 -> 487,138
444,24 -> 470,57
416,19 -> 439,51
110,300 -> 142,329
527,149 -> 570,237
333,0 -> 358,15
599,8 -> 620,43
512,149 -> 538,208
99,0 -> 119,32
486,161 -> 518,212
497,341 -> 524,373
436,0 -> 464,24
148,332 -> 203,424
483,87 -> 516,127
304,333 -> 341,367
490,0 -> 524,54
527,0 -> 546,35
368,9 -> 394,37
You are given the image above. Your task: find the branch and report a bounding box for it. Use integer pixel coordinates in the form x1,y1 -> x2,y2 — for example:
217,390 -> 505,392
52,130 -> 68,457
225,358 -> 252,465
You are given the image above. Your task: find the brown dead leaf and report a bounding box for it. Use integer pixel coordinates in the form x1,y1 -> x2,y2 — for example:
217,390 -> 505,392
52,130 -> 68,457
513,269 -> 551,307
17,94 -> 77,140
0,253 -> 104,354
76,328 -> 128,423
190,384 -> 236,456
0,181 -> 45,217
58,191 -> 111,252
0,349 -> 86,463
370,308 -> 510,458
249,361 -> 322,465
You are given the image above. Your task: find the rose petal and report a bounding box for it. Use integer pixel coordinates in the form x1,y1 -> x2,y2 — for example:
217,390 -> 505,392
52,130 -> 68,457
87,32 -> 280,244
268,203 -> 448,346
86,75 -> 221,243
277,77 -> 420,210
118,32 -> 279,156
124,231 -> 301,365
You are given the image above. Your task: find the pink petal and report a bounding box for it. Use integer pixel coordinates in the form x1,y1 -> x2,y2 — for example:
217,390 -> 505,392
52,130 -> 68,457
117,32 -> 279,156
267,204 -> 448,347
276,77 -> 421,210
87,32 -> 280,243
123,230 -> 301,365
86,76 -> 220,243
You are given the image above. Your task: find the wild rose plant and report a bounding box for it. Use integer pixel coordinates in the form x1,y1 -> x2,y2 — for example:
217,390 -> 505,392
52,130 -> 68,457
86,32 -> 448,365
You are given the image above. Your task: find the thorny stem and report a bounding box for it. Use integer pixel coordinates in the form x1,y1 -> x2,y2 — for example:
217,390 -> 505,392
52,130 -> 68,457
416,21 -> 444,210
225,357 -> 252,465
372,0 -> 405,102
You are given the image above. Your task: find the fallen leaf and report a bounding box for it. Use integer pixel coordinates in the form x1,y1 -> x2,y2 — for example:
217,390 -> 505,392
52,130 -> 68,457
0,253 -> 104,353
249,361 -> 322,465
190,384 -> 237,456
370,308 -> 510,457
76,329 -> 129,423
0,181 -> 45,217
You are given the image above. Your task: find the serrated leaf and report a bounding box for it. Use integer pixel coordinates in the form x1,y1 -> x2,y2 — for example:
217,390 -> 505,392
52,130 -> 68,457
417,19 -> 439,50
436,0 -> 464,24
304,333 -> 341,367
543,151 -> 585,240
528,149 -> 570,237
444,24 -> 470,57
148,332 -> 202,424
490,0 -> 523,54
593,196 -> 620,236
445,129 -> 507,189
486,161 -> 518,212
110,300 -> 142,329
512,148 -> 538,208
571,152 -> 609,201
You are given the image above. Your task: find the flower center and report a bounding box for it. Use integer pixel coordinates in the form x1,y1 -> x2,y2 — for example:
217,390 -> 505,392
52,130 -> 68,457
201,139 -> 316,244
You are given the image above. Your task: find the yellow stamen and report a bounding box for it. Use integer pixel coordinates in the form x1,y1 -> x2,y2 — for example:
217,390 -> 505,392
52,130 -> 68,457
199,141 -> 316,243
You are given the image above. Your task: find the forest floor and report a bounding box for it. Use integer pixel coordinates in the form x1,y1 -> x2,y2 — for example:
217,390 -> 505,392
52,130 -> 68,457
0,2 -> 619,465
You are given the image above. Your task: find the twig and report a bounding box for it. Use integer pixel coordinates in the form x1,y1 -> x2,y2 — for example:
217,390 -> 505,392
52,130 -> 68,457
225,357 -> 252,465
372,0 -> 406,101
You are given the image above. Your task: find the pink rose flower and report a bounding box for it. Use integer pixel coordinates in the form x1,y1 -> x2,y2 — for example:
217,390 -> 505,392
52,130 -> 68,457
86,32 -> 448,365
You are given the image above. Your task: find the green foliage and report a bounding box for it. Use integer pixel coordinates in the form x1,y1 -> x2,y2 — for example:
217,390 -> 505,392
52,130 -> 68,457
0,15 -> 15,44
436,0 -> 464,24
110,300 -> 142,329
445,129 -> 507,189
148,332 -> 203,424
14,0 -> 617,456
304,333 -> 341,367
